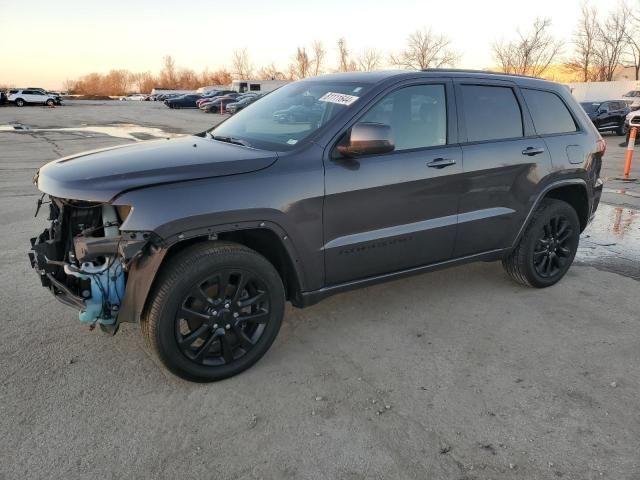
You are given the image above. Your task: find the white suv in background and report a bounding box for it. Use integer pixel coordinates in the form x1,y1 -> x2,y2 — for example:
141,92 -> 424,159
7,89 -> 56,107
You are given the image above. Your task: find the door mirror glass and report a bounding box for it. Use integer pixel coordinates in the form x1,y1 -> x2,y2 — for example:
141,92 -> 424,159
337,122 -> 395,157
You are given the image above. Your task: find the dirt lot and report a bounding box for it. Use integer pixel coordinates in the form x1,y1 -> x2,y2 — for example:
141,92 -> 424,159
1,101 -> 639,480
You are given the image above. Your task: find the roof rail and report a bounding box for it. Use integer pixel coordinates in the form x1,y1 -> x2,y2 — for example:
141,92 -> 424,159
420,68 -> 542,80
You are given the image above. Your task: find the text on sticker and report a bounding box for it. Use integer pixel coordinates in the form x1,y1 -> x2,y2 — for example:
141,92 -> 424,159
319,92 -> 359,106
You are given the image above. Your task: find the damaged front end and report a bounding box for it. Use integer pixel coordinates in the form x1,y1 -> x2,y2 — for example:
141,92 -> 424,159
29,196 -> 160,332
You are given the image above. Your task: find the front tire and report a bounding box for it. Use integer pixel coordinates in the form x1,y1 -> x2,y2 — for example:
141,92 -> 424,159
502,199 -> 580,288
45,99 -> 54,106
15,98 -> 25,107
142,242 -> 285,382
617,123 -> 628,136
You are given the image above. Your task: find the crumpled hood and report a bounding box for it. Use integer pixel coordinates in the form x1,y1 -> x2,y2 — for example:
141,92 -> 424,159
36,135 -> 277,202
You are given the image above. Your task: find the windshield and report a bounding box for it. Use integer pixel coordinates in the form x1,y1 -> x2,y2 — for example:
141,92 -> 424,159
623,91 -> 640,97
210,81 -> 370,151
580,102 -> 600,114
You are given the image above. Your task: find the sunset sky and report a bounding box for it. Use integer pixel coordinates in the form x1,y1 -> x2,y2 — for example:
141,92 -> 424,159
0,0 -> 620,89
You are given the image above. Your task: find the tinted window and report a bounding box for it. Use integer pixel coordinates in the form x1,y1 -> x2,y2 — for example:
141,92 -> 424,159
522,89 -> 577,135
250,84 -> 261,91
461,85 -> 523,142
360,84 -> 447,150
580,102 -> 600,114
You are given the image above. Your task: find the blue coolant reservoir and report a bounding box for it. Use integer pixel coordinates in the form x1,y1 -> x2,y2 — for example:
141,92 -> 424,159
65,259 -> 125,325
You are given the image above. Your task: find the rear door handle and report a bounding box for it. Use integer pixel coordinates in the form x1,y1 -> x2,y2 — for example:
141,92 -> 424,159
427,157 -> 457,169
522,147 -> 545,156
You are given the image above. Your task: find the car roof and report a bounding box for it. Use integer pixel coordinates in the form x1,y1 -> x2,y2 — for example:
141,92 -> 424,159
305,69 -> 562,89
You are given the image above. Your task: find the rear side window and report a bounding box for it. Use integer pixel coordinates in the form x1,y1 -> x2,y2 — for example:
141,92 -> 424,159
460,85 -> 523,142
522,89 -> 577,135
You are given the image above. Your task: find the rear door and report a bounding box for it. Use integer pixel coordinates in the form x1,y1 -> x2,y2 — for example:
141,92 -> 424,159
323,79 -> 462,285
453,80 -> 553,257
519,87 -> 583,170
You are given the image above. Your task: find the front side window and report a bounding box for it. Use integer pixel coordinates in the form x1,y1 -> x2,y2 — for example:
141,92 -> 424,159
461,85 -> 523,142
211,81 -> 370,151
522,89 -> 577,135
359,84 -> 447,150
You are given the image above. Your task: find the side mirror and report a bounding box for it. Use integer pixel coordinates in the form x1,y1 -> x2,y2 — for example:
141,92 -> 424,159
337,122 -> 395,157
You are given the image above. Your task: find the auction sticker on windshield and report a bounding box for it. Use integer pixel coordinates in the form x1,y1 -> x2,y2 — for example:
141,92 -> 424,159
319,92 -> 359,106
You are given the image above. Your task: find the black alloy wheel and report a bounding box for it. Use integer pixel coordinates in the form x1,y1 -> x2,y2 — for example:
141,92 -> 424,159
143,241 -> 285,382
175,269 -> 270,366
502,198 -> 580,288
532,215 -> 575,278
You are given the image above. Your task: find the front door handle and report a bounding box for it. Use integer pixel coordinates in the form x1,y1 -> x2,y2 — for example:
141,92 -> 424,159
427,157 -> 457,169
522,147 -> 545,156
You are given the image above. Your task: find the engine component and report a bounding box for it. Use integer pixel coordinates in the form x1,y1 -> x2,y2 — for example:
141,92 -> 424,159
65,258 -> 125,325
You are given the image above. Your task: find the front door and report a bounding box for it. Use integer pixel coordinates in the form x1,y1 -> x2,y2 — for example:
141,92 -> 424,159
323,81 -> 462,285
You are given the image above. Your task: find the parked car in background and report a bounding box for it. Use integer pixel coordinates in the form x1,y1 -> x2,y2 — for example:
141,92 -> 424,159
203,96 -> 238,113
156,93 -> 182,102
273,98 -> 323,124
24,87 -> 63,105
621,90 -> 640,111
8,89 -> 57,107
120,94 -> 146,101
226,94 -> 262,114
623,109 -> 640,143
580,100 -> 629,136
29,71 -> 604,381
197,92 -> 240,109
165,94 -> 202,109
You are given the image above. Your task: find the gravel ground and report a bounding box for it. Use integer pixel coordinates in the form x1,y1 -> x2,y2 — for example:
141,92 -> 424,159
0,101 -> 639,480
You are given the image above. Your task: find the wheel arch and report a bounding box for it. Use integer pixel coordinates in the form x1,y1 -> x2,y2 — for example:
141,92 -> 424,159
511,179 -> 590,249
543,184 -> 589,232
121,224 -> 305,326
162,228 -> 303,304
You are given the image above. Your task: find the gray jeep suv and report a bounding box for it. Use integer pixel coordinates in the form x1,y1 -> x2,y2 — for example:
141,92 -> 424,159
29,70 -> 604,381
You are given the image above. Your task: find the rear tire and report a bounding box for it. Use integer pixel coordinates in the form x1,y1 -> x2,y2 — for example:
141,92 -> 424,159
502,199 -> 580,288
142,241 -> 285,382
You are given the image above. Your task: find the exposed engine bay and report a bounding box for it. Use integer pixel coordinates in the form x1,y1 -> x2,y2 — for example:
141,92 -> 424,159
29,196 -> 150,330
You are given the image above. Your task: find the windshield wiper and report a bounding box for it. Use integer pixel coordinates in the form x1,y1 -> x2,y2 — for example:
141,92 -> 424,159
211,134 -> 252,148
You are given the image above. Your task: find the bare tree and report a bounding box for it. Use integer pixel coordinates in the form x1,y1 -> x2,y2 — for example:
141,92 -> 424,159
133,72 -> 156,93
62,78 -> 75,93
356,49 -> 383,71
159,55 -> 177,87
289,47 -> 312,79
492,18 -> 562,77
566,2 -> 601,81
311,40 -> 326,75
595,6 -> 630,81
177,68 -> 199,89
390,28 -> 457,70
232,49 -> 253,79
337,38 -> 357,72
624,2 -> 640,80
256,63 -> 286,80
